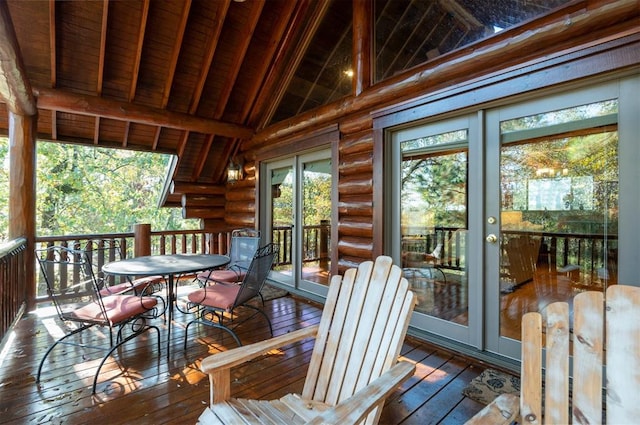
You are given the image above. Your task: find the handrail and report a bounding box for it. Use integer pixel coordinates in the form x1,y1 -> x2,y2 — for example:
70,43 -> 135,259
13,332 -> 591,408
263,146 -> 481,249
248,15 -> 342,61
0,238 -> 27,344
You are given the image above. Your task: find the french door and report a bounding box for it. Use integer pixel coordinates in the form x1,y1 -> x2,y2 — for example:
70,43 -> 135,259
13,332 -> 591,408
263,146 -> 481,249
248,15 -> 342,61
263,150 -> 332,297
388,75 -> 639,360
484,78 -> 638,358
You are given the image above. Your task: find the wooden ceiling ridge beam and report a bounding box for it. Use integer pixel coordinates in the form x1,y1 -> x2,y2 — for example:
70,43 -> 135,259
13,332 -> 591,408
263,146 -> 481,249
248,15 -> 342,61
0,1 -> 36,116
33,86 -> 255,140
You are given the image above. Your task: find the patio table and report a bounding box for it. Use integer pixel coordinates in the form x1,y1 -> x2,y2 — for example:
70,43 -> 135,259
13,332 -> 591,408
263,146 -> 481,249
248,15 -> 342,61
102,254 -> 230,359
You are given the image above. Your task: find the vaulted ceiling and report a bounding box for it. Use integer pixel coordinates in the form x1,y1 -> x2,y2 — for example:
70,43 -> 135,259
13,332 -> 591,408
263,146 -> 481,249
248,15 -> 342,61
0,0 -> 572,208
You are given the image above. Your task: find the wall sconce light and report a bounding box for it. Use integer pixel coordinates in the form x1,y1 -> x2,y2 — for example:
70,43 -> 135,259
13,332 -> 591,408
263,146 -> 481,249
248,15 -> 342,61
227,159 -> 243,183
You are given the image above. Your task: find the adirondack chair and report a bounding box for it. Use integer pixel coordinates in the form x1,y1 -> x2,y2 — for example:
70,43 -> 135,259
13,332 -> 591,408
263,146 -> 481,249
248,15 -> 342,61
197,255 -> 416,424
466,284 -> 640,425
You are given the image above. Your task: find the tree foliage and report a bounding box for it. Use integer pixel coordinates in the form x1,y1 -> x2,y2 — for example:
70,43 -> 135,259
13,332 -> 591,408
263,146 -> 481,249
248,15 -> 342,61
0,138 -> 199,241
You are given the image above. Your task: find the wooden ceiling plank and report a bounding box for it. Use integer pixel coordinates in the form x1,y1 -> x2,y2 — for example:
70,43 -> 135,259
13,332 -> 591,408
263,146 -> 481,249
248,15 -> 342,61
0,1 -> 36,116
129,0 -> 149,102
190,0 -> 229,113
161,0 -> 192,109
177,0 -> 230,179
34,87 -> 254,139
49,0 -> 56,88
191,133 -> 214,181
213,0 -> 298,183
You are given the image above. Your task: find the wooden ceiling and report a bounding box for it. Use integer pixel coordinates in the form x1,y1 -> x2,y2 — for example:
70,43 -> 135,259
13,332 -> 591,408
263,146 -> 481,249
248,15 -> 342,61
0,0 -> 573,208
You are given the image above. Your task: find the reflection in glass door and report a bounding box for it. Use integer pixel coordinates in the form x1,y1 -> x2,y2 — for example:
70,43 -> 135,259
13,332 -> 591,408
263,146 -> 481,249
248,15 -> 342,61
301,158 -> 332,286
269,163 -> 295,284
487,95 -> 620,356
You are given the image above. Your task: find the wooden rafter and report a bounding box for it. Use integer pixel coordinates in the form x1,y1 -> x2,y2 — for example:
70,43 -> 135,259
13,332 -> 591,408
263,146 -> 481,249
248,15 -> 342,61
210,0 -> 299,183
193,0 -> 265,182
95,0 -> 108,145
177,0 -> 230,181
0,1 -> 36,116
162,0 -> 191,108
34,87 -> 254,140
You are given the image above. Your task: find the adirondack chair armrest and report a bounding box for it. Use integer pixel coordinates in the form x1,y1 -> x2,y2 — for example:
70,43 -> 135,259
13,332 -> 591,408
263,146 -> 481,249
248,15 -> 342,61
200,325 -> 320,404
306,361 -> 416,425
464,393 -> 520,425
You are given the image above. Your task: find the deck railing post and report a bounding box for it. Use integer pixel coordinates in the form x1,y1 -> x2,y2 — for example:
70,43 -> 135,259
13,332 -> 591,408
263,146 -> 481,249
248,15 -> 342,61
133,224 -> 151,257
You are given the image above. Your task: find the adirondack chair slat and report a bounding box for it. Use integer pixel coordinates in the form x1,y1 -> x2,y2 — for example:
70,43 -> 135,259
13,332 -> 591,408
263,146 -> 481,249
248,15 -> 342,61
520,312 -> 542,424
545,301 -> 570,424
572,291 -> 603,424
606,285 -> 640,424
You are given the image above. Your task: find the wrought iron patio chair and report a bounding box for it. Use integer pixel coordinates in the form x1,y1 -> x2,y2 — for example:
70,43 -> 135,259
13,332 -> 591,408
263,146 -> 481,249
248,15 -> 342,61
184,243 -> 277,348
35,245 -> 161,394
195,228 -> 261,285
84,240 -> 165,297
196,255 -> 416,424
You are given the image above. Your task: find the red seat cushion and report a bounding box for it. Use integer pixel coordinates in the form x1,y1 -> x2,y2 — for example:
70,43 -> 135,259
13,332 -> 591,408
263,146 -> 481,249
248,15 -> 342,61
196,270 -> 243,284
100,275 -> 164,296
71,295 -> 158,326
187,284 -> 240,311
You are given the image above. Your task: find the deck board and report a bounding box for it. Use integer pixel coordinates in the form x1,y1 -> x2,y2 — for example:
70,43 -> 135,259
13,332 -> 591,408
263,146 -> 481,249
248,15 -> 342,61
0,294 -> 487,424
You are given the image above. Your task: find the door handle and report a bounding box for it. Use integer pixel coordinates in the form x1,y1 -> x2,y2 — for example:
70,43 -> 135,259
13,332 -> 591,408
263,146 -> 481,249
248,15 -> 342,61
486,234 -> 498,243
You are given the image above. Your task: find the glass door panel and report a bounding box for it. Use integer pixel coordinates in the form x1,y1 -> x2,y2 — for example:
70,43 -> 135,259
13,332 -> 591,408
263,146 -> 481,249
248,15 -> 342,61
497,100 -> 619,342
269,164 -> 295,283
397,124 -> 470,328
301,158 -> 332,285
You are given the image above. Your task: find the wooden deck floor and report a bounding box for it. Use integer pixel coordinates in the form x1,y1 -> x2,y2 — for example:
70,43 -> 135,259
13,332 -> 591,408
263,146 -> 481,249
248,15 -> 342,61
0,292 -> 490,424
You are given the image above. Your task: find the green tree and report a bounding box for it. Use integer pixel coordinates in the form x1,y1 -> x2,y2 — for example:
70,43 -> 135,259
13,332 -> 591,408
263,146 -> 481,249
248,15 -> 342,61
0,138 -> 199,241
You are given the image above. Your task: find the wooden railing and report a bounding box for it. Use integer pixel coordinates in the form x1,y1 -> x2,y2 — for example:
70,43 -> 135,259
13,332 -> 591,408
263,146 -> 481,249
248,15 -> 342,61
34,229 -> 233,302
272,222 -> 331,267
0,238 -> 27,343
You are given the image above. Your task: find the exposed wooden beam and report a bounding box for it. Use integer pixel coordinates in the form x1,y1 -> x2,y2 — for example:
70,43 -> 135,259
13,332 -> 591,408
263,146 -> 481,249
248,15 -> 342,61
33,87 -> 254,139
0,1 -> 36,116
94,0 -> 109,145
353,0 -> 372,96
49,0 -> 56,88
129,0 -> 149,102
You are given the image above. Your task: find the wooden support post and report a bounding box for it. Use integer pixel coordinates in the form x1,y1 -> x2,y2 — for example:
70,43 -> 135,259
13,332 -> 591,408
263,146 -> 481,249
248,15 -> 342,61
8,112 -> 37,310
133,223 -> 152,257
